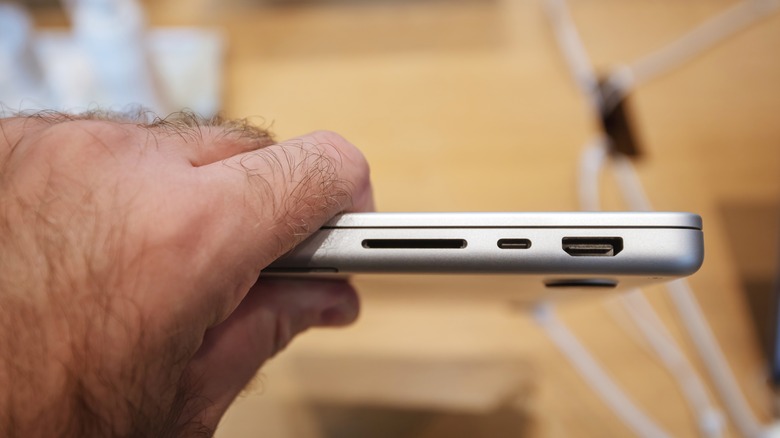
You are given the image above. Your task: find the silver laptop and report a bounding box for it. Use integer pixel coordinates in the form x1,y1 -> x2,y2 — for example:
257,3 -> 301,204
265,212 -> 703,291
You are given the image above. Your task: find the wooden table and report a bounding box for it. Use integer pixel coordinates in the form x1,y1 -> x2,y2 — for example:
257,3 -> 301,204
39,0 -> 780,435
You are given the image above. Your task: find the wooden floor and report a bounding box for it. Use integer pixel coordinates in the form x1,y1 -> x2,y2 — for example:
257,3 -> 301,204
38,0 -> 780,436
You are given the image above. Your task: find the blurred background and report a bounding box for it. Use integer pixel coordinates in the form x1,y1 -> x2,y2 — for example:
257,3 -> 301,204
2,0 -> 779,436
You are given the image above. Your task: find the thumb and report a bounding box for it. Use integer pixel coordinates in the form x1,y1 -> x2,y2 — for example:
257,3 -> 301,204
184,278 -> 359,428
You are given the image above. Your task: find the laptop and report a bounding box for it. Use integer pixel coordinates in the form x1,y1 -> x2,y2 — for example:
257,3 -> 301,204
265,212 -> 703,292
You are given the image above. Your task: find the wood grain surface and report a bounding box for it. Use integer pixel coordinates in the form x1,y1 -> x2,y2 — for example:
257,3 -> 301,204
37,0 -> 780,436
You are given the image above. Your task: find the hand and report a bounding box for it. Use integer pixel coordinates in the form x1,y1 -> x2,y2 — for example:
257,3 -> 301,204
0,112 -> 373,436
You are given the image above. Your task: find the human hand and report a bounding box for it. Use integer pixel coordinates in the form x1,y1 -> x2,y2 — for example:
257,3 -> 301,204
0,112 -> 373,436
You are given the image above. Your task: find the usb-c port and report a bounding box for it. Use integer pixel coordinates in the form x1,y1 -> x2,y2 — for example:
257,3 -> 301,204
497,239 -> 531,249
562,237 -> 623,256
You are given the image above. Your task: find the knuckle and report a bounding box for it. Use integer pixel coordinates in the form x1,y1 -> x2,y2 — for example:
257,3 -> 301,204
39,120 -> 134,161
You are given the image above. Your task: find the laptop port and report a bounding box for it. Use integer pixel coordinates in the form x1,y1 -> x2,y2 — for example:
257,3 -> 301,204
362,239 -> 467,249
497,238 -> 531,249
545,278 -> 618,288
562,237 -> 623,256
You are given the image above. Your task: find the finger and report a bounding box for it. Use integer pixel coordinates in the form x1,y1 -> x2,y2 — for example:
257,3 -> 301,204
183,131 -> 371,330
203,130 -> 374,267
185,278 -> 359,428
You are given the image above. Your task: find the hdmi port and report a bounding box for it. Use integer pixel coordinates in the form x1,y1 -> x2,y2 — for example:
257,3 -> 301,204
562,237 -> 623,257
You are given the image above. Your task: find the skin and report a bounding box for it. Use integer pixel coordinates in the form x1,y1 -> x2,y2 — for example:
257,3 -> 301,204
0,112 -> 374,437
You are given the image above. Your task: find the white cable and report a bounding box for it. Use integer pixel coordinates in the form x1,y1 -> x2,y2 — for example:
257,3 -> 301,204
621,290 -> 725,438
533,303 -> 672,438
601,146 -> 767,438
610,151 -> 653,212
611,0 -> 780,92
667,279 -> 767,438
578,136 -> 609,212
537,7 -> 651,432
579,137 -> 653,213
545,1 -> 776,436
543,0 -> 604,114
543,1 -> 711,435
580,141 -> 726,438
